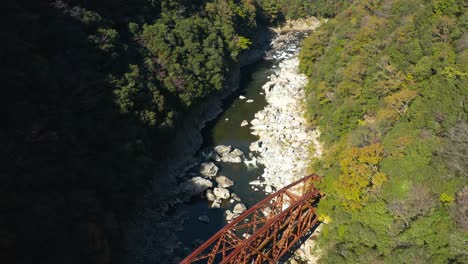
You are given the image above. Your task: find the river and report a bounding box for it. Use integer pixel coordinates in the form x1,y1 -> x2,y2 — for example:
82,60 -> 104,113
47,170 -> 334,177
127,31 -> 312,264
176,32 -> 310,259
175,59 -> 272,252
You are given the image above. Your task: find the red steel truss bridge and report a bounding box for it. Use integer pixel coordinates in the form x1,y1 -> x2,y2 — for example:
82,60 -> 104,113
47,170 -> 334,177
181,174 -> 323,264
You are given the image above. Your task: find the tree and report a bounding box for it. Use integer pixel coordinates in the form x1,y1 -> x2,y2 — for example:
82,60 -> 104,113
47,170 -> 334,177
384,89 -> 418,116
337,143 -> 386,210
438,122 -> 468,177
237,36 -> 253,50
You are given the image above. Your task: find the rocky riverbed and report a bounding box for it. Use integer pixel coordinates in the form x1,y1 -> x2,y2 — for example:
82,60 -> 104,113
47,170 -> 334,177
126,23 -> 324,264
249,31 -> 324,264
246,26 -> 323,193
248,56 -> 323,191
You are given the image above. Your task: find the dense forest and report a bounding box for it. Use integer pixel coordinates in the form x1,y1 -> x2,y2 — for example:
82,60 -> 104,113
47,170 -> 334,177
256,0 -> 349,20
3,0 -> 262,263
299,0 -> 467,263
2,0 -> 347,263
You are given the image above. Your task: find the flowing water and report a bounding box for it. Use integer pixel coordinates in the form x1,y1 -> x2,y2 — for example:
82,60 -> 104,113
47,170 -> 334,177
176,59 -> 273,251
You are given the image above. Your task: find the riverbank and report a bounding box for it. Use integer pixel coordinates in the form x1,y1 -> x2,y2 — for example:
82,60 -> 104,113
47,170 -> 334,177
249,55 -> 323,191
125,27 -> 275,263
248,30 -> 324,263
126,20 -> 324,264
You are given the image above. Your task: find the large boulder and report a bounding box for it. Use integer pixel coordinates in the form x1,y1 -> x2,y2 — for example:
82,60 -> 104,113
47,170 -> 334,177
249,141 -> 263,152
211,200 -> 221,208
225,210 -> 235,222
231,193 -> 241,202
179,177 -> 213,197
233,203 -> 247,215
214,145 -> 231,156
215,146 -> 244,163
231,148 -> 244,156
249,180 -> 262,186
216,176 -> 234,188
262,207 -> 273,217
243,156 -> 258,169
205,189 -> 216,201
250,118 -> 260,126
214,187 -> 230,200
199,162 -> 219,178
221,153 -> 242,163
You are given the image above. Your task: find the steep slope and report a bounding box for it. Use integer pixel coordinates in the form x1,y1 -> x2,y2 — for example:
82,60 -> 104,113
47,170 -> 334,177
299,0 -> 467,262
1,0 -> 262,263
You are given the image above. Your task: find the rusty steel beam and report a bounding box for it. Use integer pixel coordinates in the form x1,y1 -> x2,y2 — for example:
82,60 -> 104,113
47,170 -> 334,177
180,174 -> 322,264
222,190 -> 320,264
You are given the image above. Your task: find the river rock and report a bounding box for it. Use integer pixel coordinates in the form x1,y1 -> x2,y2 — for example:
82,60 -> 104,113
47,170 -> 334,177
231,148 -> 244,156
179,177 -> 213,196
243,156 -> 258,169
239,95 -> 246,100
197,215 -> 210,223
231,193 -> 241,202
242,233 -> 251,239
215,176 -> 234,188
262,207 -> 273,217
214,145 -> 231,156
211,199 -> 221,208
241,120 -> 249,127
256,112 -> 266,120
206,189 -> 216,201
221,152 -> 242,163
233,203 -> 247,215
214,187 -> 230,200
265,185 -> 273,193
246,99 -> 254,103
249,180 -> 262,186
225,210 -> 235,222
249,141 -> 259,152
200,162 -> 219,178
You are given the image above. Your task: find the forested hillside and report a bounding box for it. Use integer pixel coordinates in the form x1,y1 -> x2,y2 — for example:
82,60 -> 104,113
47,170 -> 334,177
2,0 -> 268,263
256,0 -> 350,21
4,0 -> 466,263
299,0 -> 467,262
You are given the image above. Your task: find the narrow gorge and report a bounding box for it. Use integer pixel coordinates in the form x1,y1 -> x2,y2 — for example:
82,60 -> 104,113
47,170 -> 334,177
6,1 -> 466,264
127,21 -> 324,263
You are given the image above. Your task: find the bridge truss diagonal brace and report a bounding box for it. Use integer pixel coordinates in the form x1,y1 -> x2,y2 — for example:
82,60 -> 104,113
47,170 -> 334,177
180,174 -> 322,264
221,189 -> 321,264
